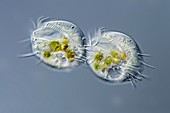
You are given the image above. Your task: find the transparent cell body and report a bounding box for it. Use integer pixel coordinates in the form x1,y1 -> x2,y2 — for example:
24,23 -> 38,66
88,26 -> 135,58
86,29 -> 150,85
30,17 -> 85,70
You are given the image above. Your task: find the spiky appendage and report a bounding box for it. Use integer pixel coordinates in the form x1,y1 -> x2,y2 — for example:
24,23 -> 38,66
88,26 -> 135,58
85,28 -> 155,86
20,17 -> 86,70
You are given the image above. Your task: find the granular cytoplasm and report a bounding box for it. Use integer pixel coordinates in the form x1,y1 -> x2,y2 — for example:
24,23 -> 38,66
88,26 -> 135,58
19,17 -> 155,86
85,28 -> 155,86
21,17 -> 85,70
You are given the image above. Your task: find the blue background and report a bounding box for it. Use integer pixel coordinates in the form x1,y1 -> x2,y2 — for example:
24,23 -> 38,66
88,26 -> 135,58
0,0 -> 169,113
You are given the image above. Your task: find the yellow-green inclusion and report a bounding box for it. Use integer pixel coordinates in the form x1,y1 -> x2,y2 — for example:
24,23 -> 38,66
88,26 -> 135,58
113,57 -> 121,63
93,50 -> 124,72
93,63 -> 101,70
43,51 -> 51,58
120,52 -> 127,60
61,43 -> 68,51
111,50 -> 118,57
49,40 -> 61,52
104,56 -> 113,66
94,53 -> 104,62
62,38 -> 69,44
66,49 -> 75,61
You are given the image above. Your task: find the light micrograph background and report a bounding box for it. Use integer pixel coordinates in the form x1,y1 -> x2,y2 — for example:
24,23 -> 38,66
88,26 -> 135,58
0,0 -> 169,113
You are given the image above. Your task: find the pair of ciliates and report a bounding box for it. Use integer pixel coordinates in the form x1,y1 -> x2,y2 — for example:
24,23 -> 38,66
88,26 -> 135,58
20,17 -> 155,87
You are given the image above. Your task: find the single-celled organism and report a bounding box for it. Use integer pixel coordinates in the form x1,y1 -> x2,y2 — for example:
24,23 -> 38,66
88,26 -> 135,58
85,28 -> 155,86
20,17 -> 86,70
